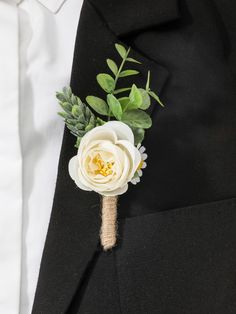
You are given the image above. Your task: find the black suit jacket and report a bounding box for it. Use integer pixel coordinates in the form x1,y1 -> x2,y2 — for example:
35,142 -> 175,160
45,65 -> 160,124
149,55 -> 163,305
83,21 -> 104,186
32,0 -> 236,313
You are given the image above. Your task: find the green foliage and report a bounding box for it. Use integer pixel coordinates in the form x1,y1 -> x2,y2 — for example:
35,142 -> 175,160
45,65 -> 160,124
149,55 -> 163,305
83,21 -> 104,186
57,43 -> 165,147
106,59 -> 118,75
131,127 -> 145,145
126,57 -> 142,64
113,87 -> 132,95
96,73 -> 115,93
145,71 -> 164,107
121,109 -> 152,129
118,97 -> 130,111
146,70 -> 151,91
148,90 -> 164,107
139,88 -> 151,110
57,87 -> 100,148
128,84 -> 143,109
96,117 -> 106,126
115,44 -> 127,59
107,94 -> 123,120
86,96 -> 109,115
119,70 -> 139,78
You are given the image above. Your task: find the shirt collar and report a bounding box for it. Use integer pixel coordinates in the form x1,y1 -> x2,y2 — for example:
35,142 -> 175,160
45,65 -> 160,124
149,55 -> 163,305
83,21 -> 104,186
37,0 -> 67,14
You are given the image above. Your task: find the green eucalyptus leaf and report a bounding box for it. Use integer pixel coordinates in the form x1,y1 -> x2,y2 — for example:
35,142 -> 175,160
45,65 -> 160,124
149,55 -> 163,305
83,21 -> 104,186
148,91 -> 164,107
131,127 -> 145,145
128,84 -> 143,109
86,96 -> 109,115
119,70 -> 139,78
107,94 -> 123,120
118,97 -> 130,111
121,109 -> 152,129
139,88 -> 151,110
115,43 -> 127,59
125,103 -> 139,111
113,87 -> 132,95
96,73 -> 115,93
106,59 -> 118,76
126,57 -> 142,64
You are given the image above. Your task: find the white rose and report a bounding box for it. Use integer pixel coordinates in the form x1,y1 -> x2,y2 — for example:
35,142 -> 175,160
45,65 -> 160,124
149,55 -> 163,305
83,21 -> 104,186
69,121 -> 141,196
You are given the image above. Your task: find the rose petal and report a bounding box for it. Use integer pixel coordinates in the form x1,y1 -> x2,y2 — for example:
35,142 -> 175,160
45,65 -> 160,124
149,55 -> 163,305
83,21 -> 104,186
104,121 -> 134,144
68,155 -> 78,181
79,127 -> 117,150
68,156 -> 92,191
117,140 -> 141,179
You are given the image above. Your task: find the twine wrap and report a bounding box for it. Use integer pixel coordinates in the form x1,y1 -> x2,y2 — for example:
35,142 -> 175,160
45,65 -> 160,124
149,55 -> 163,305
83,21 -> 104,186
100,195 -> 118,250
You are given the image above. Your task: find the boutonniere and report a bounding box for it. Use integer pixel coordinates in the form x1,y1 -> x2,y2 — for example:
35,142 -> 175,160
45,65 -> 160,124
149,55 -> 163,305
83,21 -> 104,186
56,44 -> 164,250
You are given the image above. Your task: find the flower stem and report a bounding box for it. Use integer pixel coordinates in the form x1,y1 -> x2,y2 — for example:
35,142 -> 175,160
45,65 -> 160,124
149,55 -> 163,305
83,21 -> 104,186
107,47 -> 131,122
100,195 -> 118,250
114,47 -> 130,89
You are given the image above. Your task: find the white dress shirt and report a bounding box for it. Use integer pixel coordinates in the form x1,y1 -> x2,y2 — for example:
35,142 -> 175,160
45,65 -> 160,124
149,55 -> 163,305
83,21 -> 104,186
0,0 -> 83,313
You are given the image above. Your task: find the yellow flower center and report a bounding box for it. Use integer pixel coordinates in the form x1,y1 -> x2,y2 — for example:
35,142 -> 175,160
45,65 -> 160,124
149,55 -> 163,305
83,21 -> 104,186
92,153 -> 114,177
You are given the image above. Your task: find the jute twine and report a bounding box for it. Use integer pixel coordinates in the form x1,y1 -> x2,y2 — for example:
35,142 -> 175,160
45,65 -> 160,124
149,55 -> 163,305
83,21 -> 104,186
100,195 -> 118,250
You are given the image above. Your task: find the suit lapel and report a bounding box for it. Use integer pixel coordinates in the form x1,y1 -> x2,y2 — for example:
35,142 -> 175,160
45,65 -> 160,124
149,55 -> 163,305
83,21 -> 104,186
32,0 -> 170,312
89,0 -> 180,37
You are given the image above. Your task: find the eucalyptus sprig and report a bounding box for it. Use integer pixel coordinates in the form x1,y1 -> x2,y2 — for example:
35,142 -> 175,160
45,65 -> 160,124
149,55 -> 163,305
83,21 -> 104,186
57,43 -> 164,147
